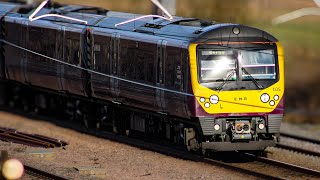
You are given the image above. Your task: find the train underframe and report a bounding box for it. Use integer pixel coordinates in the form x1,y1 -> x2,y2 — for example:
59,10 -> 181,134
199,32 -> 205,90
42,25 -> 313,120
0,81 -> 279,153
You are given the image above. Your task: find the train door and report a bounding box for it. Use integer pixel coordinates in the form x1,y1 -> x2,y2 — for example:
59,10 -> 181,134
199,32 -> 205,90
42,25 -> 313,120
56,26 -> 65,91
181,43 -> 190,117
90,32 -> 112,100
111,32 -> 120,100
156,40 -> 167,113
163,44 -> 186,117
20,20 -> 28,83
61,28 -> 85,96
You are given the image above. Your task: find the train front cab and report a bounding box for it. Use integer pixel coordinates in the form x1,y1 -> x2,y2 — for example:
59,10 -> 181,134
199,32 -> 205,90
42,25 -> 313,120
187,25 -> 285,151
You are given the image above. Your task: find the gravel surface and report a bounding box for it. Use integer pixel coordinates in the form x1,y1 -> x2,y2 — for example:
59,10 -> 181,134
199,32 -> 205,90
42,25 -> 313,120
0,111 -> 253,180
279,136 -> 320,154
281,122 -> 320,140
263,122 -> 320,172
265,147 -> 320,172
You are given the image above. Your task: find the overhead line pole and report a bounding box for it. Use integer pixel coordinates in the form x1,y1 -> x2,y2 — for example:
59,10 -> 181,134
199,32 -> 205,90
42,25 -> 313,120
152,0 -> 176,16
272,0 -> 320,25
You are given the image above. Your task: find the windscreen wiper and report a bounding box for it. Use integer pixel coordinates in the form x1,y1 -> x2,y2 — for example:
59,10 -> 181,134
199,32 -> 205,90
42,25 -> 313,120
241,67 -> 264,89
215,70 -> 236,91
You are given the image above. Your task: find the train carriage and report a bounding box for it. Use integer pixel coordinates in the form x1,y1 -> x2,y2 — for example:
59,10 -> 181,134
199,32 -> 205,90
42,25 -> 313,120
0,1 -> 284,152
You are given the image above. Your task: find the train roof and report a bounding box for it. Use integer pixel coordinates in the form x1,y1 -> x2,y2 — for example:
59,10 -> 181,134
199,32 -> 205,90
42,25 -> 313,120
0,2 -> 20,13
0,1 -> 278,42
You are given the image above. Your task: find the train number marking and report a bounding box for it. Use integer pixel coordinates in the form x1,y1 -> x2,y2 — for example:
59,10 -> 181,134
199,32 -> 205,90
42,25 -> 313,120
273,87 -> 281,91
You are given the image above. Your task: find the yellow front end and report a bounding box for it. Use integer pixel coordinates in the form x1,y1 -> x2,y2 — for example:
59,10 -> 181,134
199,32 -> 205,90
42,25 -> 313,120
189,43 -> 285,114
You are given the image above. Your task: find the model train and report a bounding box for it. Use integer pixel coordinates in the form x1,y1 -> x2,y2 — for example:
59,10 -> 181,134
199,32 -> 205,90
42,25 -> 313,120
0,0 -> 284,152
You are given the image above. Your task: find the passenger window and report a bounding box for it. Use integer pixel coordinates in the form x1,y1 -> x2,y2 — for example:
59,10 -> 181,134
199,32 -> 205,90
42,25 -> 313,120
165,55 -> 174,88
145,53 -> 154,83
136,51 -> 145,81
120,41 -> 128,77
127,50 -> 136,79
66,39 -> 80,66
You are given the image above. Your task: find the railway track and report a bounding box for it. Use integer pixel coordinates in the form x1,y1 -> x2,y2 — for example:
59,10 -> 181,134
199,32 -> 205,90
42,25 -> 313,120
281,132 -> 320,144
0,127 -> 68,148
1,107 -> 320,179
24,165 -> 67,180
0,127 -> 68,179
62,125 -> 320,179
276,143 -> 320,157
274,133 -> 320,157
244,153 -> 320,177
24,116 -> 320,179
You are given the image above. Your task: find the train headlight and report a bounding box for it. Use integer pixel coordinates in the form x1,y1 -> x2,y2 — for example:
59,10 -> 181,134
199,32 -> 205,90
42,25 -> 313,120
200,97 -> 206,103
258,123 -> 265,130
210,95 -> 219,104
232,27 -> 240,35
214,124 -> 220,131
260,93 -> 270,103
269,100 -> 275,106
204,102 -> 210,108
274,95 -> 279,101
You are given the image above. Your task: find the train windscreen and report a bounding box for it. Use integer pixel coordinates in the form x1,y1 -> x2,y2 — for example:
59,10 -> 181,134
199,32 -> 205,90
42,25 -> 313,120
199,50 -> 237,82
198,48 -> 277,83
239,49 -> 276,80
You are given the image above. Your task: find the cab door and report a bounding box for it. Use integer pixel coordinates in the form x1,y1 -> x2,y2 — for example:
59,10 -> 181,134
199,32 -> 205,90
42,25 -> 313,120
20,20 -> 28,83
156,40 -> 167,113
56,26 -> 65,91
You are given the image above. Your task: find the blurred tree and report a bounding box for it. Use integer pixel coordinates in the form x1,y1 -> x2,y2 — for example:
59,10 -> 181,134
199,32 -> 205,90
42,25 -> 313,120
177,0 -> 250,23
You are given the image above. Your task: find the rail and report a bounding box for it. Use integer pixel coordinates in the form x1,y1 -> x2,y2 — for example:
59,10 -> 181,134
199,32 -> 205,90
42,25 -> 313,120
0,127 -> 68,148
281,132 -> 320,145
24,165 -> 68,180
244,153 -> 320,177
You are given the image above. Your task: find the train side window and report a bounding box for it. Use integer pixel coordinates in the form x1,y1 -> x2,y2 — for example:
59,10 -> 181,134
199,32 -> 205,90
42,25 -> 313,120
66,39 -> 80,66
65,39 -> 72,63
165,53 -> 175,89
136,51 -> 145,81
29,27 -> 42,62
126,41 -> 136,79
93,35 -> 110,74
165,48 -> 182,90
103,43 -> 110,74
93,43 -> 99,70
127,50 -> 136,79
71,40 -> 80,66
145,52 -> 154,83
45,29 -> 56,64
40,35 -> 48,63
120,40 -> 128,77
